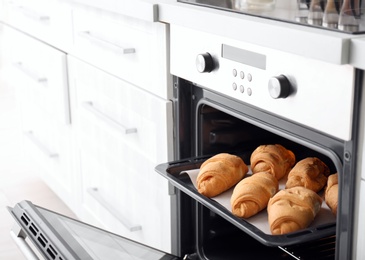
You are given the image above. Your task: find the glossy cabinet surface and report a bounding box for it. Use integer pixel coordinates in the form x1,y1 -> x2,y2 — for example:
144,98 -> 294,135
2,25 -> 75,207
72,7 -> 172,99
68,56 -> 173,252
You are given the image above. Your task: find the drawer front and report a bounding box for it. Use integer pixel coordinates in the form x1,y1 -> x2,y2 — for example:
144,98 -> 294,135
4,25 -> 70,124
2,0 -> 72,50
72,7 -> 171,99
20,105 -> 73,197
68,56 -> 173,252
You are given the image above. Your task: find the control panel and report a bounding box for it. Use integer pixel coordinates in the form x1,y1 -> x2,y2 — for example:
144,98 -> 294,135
170,24 -> 355,141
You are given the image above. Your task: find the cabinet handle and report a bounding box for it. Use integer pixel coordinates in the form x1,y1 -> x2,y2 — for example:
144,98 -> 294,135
16,5 -> 50,22
78,31 -> 135,54
10,223 -> 40,260
87,187 -> 142,232
24,131 -> 58,158
13,62 -> 47,84
82,101 -> 137,134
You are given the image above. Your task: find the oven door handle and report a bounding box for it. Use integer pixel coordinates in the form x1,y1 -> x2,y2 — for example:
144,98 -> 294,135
10,223 -> 40,260
87,187 -> 142,232
78,31 -> 135,54
81,101 -> 137,134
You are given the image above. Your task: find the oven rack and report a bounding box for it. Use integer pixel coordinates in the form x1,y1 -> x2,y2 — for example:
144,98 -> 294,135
155,156 -> 337,247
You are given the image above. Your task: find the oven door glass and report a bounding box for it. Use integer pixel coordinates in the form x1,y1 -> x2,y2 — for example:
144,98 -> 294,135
8,200 -> 180,260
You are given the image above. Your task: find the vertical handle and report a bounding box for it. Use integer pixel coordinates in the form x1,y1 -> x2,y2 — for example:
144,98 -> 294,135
78,31 -> 135,54
10,223 -> 40,260
82,101 -> 137,134
87,187 -> 142,232
24,131 -> 58,158
13,62 -> 47,84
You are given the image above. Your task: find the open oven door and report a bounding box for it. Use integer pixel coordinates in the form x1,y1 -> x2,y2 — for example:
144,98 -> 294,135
8,200 -> 181,260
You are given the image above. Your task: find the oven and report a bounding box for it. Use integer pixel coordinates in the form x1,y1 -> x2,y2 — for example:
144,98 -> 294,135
155,20 -> 364,260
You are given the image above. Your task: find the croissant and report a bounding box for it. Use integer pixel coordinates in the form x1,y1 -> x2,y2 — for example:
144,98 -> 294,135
231,172 -> 278,218
197,153 -> 248,197
267,186 -> 322,235
325,173 -> 338,215
286,157 -> 330,192
250,144 -> 296,180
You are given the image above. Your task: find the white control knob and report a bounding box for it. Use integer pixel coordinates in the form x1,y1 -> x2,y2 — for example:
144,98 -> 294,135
268,75 -> 291,99
196,53 -> 215,73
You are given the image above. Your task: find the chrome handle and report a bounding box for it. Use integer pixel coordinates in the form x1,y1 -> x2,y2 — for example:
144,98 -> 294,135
24,131 -> 58,158
16,5 -> 50,22
82,101 -> 137,134
87,187 -> 142,232
13,62 -> 47,84
10,223 -> 40,260
78,31 -> 135,54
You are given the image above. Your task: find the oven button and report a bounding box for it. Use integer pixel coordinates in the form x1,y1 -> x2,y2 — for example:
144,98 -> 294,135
268,75 -> 291,99
196,53 -> 215,73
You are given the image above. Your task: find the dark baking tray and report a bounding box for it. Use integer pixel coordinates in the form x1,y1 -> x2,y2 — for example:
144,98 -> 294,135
155,156 -> 336,247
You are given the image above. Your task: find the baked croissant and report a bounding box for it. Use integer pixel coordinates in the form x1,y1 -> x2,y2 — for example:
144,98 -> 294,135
250,144 -> 296,180
267,186 -> 322,235
286,157 -> 330,192
325,173 -> 338,215
231,172 -> 278,218
197,153 -> 248,197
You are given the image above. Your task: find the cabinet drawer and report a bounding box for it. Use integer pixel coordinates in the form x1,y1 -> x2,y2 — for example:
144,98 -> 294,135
4,25 -> 70,124
68,56 -> 173,252
21,106 -> 73,198
72,7 -> 171,99
2,0 -> 72,50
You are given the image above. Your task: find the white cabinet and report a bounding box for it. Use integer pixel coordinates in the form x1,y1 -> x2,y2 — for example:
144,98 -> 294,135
1,0 -> 73,50
68,56 -> 173,252
71,6 -> 172,99
2,25 -> 75,209
1,0 -> 174,253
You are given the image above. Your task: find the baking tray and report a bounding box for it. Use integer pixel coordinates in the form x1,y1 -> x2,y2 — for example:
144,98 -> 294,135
155,156 -> 337,247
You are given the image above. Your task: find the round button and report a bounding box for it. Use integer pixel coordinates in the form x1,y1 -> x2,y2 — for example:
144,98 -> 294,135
233,69 -> 237,77
268,75 -> 291,99
232,83 -> 237,91
240,71 -> 245,79
247,88 -> 252,96
247,73 -> 252,82
240,85 -> 244,93
196,53 -> 215,73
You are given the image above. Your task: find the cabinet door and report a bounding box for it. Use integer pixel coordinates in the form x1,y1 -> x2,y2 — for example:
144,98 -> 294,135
1,0 -> 73,50
72,7 -> 171,99
68,56 -> 173,253
2,25 -> 74,208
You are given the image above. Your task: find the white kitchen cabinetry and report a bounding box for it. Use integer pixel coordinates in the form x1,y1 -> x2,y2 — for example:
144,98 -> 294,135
1,25 -> 75,208
1,0 -> 73,51
71,6 -> 171,99
68,56 -> 173,252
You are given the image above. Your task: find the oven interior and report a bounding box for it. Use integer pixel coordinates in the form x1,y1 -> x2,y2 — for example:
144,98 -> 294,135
169,78 -> 348,259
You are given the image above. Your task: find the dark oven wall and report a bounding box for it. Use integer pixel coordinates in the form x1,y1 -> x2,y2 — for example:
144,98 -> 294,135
172,76 -> 360,259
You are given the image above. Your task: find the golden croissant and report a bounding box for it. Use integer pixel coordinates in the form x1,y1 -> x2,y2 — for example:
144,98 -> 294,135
267,186 -> 322,235
197,153 -> 248,197
286,157 -> 330,192
325,173 -> 338,216
250,144 -> 296,180
231,172 -> 278,218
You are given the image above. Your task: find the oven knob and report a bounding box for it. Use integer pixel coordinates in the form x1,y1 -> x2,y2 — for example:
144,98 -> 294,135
268,75 -> 291,99
196,53 -> 215,73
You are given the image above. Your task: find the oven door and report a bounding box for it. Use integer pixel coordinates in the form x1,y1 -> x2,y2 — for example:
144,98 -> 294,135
8,200 -> 180,260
